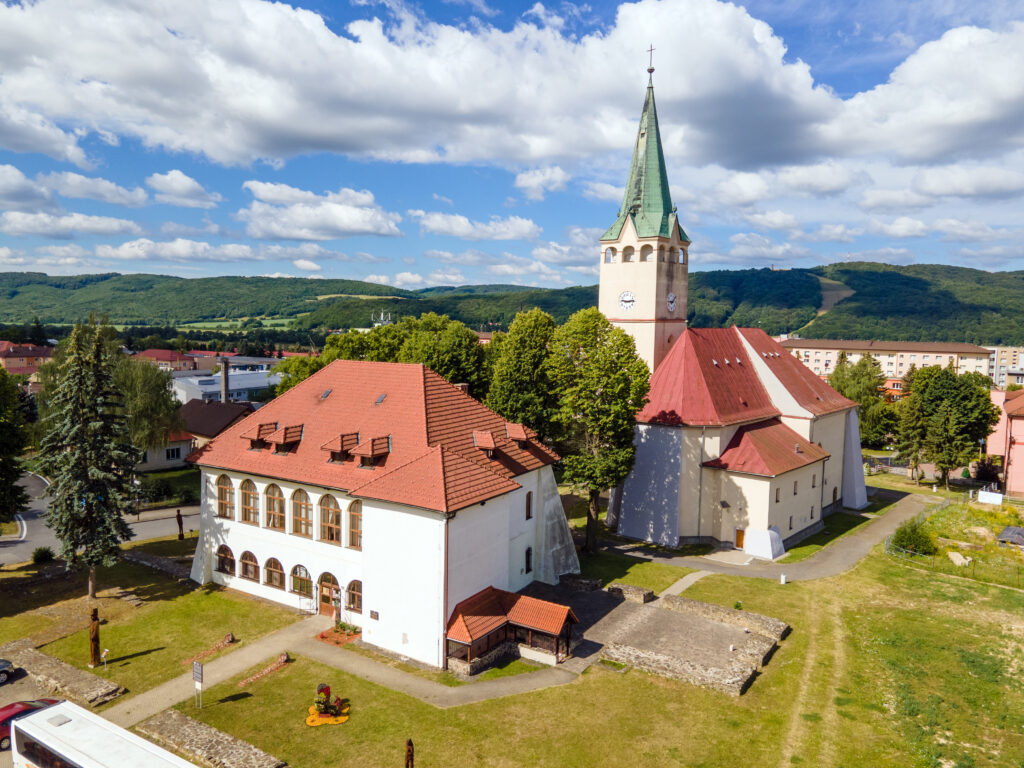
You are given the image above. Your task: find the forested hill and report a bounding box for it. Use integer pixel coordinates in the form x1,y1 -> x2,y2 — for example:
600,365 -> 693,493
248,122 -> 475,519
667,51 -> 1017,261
5,263 -> 1024,344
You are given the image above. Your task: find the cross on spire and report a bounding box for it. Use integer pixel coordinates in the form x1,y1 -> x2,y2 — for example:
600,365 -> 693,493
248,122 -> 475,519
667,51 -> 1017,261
647,45 -> 655,74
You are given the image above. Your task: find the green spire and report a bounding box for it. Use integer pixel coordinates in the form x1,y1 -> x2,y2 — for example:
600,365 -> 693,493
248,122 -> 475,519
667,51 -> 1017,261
601,74 -> 689,243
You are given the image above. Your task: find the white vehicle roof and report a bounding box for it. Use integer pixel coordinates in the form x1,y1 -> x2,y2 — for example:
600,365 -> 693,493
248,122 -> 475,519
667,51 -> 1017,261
12,701 -> 197,767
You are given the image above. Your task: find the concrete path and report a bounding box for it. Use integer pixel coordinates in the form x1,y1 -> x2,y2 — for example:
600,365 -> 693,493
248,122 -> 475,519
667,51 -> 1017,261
605,492 -> 933,582
662,570 -> 711,596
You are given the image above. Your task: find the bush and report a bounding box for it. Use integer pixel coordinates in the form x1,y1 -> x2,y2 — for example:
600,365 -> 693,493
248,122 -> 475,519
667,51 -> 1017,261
178,487 -> 199,505
892,519 -> 937,555
32,546 -> 54,564
139,476 -> 173,502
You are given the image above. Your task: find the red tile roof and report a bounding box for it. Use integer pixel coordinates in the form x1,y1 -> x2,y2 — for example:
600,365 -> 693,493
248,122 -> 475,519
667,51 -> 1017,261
320,432 -> 360,452
1005,389 -> 1024,416
703,418 -> 829,476
639,327 -> 779,426
168,430 -> 195,443
446,586 -> 578,644
138,349 -> 191,362
190,361 -> 557,513
737,328 -> 856,416
179,399 -> 254,438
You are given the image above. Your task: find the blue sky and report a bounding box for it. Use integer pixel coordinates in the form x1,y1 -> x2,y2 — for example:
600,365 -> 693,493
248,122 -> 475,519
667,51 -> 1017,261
0,0 -> 1022,289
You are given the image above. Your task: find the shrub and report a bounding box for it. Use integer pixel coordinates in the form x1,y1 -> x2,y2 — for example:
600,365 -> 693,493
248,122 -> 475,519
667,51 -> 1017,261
32,546 -> 54,564
892,519 -> 937,555
139,476 -> 173,501
178,487 -> 199,505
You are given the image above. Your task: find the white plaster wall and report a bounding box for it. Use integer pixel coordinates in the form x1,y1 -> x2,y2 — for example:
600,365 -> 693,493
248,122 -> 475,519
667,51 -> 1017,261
617,424 -> 683,546
137,440 -> 192,472
806,409 -> 851,510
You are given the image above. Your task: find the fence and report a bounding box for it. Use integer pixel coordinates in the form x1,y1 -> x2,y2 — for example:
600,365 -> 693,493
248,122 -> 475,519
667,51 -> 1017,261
884,499 -> 1024,590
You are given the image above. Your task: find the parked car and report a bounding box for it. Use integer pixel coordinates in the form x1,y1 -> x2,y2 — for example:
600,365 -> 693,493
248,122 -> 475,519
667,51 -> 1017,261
0,660 -> 13,685
0,699 -> 61,750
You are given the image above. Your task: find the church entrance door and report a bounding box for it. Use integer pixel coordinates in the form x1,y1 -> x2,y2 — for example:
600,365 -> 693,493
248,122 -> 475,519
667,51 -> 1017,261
735,528 -> 745,549
319,573 -> 340,616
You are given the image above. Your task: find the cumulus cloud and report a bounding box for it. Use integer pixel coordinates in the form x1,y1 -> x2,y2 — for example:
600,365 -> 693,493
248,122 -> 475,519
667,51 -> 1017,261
530,226 -> 602,265
777,162 -> 860,195
870,216 -> 928,238
745,210 -> 799,231
846,247 -> 916,265
859,188 -> 932,210
239,182 -> 401,240
728,232 -> 810,262
715,172 -> 772,206
798,224 -> 864,243
38,171 -> 147,206
146,170 -> 222,208
931,218 -> 1000,242
95,238 -> 253,262
292,258 -> 321,271
0,211 -> 141,238
0,165 -> 53,212
912,166 -> 1024,198
425,248 -> 499,266
582,182 -> 623,202
409,210 -> 541,240
514,166 -> 570,201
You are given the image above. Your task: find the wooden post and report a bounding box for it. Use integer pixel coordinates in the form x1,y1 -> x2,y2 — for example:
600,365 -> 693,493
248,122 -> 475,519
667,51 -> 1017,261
405,739 -> 414,768
88,608 -> 101,668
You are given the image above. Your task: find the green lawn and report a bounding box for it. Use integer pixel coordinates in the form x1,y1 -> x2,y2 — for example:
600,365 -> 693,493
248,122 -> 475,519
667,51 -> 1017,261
577,551 -> 693,594
0,520 -> 19,536
0,612 -> 56,643
779,512 -> 872,563
43,587 -> 298,698
139,467 -> 201,509
124,532 -> 198,559
474,657 -> 542,681
866,473 -> 973,502
179,550 -> 1024,768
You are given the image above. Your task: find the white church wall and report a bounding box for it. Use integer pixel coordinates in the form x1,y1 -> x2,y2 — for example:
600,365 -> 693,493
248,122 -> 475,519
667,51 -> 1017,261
842,409 -> 870,509
618,424 -> 683,546
685,426 -> 734,542
807,409 -> 852,512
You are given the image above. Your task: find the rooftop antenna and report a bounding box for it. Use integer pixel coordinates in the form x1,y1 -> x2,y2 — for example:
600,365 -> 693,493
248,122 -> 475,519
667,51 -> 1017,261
371,309 -> 393,327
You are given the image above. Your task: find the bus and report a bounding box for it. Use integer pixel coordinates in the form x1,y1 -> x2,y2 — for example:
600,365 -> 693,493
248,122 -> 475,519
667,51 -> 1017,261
11,701 -> 197,768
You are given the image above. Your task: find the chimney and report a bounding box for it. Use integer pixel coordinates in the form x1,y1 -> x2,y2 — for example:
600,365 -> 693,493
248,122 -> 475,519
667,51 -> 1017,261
220,357 -> 230,402
455,383 -> 470,394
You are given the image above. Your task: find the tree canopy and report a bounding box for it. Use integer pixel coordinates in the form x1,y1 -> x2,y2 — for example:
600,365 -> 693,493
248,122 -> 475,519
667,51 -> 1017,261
0,368 -> 30,525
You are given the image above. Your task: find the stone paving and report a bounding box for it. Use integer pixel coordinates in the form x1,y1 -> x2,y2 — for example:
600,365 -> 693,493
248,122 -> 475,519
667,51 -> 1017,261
0,638 -> 124,706
138,709 -> 285,768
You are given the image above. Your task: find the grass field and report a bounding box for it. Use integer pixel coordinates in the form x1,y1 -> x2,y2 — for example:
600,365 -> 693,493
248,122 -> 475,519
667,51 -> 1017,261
0,519 -> 19,536
123,532 -> 198,559
778,512 -> 871,563
178,548 -> 1024,767
577,550 -> 693,594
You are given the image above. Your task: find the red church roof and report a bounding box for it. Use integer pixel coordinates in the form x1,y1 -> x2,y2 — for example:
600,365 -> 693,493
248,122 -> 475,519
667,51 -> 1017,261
189,360 -> 557,514
702,418 -> 830,476
446,586 -> 578,644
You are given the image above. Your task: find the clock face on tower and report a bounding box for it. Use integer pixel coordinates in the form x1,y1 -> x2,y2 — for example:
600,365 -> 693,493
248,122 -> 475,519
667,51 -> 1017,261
667,292 -> 677,313
618,291 -> 636,311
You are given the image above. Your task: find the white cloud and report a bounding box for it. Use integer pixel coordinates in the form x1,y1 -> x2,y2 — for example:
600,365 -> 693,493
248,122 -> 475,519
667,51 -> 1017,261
410,210 -> 541,240
38,171 -> 147,206
582,182 -> 623,202
292,258 -> 321,271
931,218 -> 1000,242
777,162 -> 859,195
95,238 -> 253,263
432,193 -> 453,205
859,188 -> 932,210
486,254 -> 572,284
728,232 -> 809,262
239,183 -> 401,240
364,274 -> 391,285
392,272 -> 425,289
912,166 -> 1024,198
427,267 -> 466,285
870,216 -> 928,238
160,218 -> 224,237
0,165 -> 53,212
514,166 -> 569,201
444,0 -> 499,18
845,247 -> 916,265
146,170 -> 222,208
425,249 -> 499,266
0,101 -> 89,168
0,211 -> 141,238
745,210 -> 799,231
798,224 -> 864,243
715,172 -> 772,206
530,226 -> 602,265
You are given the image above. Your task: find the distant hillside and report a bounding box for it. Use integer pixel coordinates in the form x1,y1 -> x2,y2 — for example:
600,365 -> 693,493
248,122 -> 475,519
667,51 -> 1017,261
5,263 -> 1024,344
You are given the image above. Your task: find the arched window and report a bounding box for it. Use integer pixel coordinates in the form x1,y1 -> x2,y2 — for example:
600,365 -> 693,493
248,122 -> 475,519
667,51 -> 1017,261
658,245 -> 666,262
240,551 -> 259,581
216,476 -> 234,519
525,547 -> 533,574
318,572 -> 340,614
319,495 -> 341,545
348,500 -> 362,551
291,489 -> 312,538
604,247 -> 616,263
240,480 -> 258,524
347,580 -> 362,614
679,248 -> 687,264
525,491 -> 533,521
291,565 -> 312,597
216,545 -> 235,575
265,484 -> 285,530
622,246 -> 634,262
640,244 -> 653,262
264,557 -> 285,589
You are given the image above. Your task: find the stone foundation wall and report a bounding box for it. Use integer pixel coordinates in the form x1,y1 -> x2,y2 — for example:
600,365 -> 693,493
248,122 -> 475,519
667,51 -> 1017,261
0,639 -> 124,707
605,583 -> 654,603
600,643 -> 756,697
447,641 -> 517,678
782,519 -> 824,549
661,595 -> 790,642
138,709 -> 284,768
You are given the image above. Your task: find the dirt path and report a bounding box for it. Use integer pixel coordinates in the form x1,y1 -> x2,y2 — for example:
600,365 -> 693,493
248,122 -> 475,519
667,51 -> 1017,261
815,275 -> 855,315
817,597 -> 847,766
776,592 -> 821,767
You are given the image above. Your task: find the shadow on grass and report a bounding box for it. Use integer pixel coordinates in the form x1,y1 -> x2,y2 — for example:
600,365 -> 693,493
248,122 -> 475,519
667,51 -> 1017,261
109,646 -> 166,665
217,692 -> 253,704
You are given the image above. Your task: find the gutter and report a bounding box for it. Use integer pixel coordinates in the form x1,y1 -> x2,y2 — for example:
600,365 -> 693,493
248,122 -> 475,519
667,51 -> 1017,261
696,427 -> 706,542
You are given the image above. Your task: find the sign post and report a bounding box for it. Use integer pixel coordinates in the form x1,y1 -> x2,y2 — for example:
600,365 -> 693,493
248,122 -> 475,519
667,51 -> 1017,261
193,661 -> 204,709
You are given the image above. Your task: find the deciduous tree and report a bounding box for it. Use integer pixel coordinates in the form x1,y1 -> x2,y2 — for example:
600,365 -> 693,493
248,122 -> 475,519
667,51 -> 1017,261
113,356 -> 184,452
894,394 -> 927,480
38,324 -> 139,598
485,309 -> 557,441
547,308 -> 649,553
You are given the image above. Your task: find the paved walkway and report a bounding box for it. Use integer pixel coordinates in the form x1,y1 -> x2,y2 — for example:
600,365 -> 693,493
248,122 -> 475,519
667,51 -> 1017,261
662,570 -> 711,596
606,492 -> 933,582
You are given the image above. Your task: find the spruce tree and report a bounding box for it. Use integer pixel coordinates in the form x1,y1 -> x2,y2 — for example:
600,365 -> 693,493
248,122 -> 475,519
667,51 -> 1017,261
894,395 -> 927,481
39,324 -> 139,597
0,369 -> 30,525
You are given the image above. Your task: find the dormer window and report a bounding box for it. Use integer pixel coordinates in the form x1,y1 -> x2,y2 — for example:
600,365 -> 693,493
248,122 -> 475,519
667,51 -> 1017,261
352,435 -> 391,468
505,423 -> 529,449
241,422 -> 278,450
269,424 -> 303,455
330,450 -> 351,463
322,432 -> 359,463
473,430 -> 496,459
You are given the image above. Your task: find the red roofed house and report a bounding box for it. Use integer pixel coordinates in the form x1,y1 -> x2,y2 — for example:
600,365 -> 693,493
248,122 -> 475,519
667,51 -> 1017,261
600,73 -> 866,558
0,342 -> 53,376
136,349 -> 198,372
137,430 -> 196,472
187,360 -> 580,669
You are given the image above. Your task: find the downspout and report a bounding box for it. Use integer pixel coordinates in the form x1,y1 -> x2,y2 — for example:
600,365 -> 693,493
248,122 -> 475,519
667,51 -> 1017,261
696,427 -> 706,543
442,511 -> 453,671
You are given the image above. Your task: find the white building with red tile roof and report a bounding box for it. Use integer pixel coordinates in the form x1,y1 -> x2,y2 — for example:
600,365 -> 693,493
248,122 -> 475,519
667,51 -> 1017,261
610,327 -> 868,558
187,360 -> 579,668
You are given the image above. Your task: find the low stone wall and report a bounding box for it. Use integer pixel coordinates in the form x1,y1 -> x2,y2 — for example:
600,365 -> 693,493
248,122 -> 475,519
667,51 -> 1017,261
138,709 -> 285,768
600,643 -> 756,697
559,574 -> 601,592
661,596 -> 790,642
605,582 -> 654,603
122,550 -> 193,582
0,639 -> 124,707
448,641 -> 517,678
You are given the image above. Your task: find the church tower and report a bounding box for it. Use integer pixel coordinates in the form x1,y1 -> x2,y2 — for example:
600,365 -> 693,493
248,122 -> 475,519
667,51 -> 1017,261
598,68 -> 690,375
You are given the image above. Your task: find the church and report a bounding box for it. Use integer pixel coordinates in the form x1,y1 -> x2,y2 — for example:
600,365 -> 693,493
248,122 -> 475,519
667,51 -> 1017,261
601,70 -> 868,557
187,361 -> 579,669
